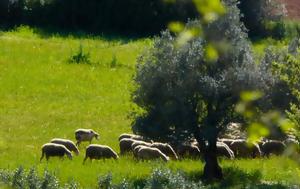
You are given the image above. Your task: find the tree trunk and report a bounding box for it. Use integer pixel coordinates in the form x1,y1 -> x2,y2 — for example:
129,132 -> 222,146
194,125 -> 223,180
193,101 -> 223,181
203,141 -> 223,180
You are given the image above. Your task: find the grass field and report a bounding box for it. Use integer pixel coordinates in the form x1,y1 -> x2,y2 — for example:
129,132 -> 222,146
0,26 -> 300,188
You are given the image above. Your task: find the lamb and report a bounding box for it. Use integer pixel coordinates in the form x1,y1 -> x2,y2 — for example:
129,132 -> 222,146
135,145 -> 169,162
150,142 -> 178,160
75,129 -> 99,146
229,139 -> 261,158
260,140 -> 286,157
176,144 -> 201,159
216,141 -> 235,159
119,138 -> 137,154
83,144 -> 118,163
40,143 -> 72,161
50,138 -> 79,155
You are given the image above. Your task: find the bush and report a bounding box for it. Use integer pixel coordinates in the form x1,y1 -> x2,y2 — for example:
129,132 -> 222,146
0,167 -> 78,189
97,173 -> 113,189
68,44 -> 91,65
144,169 -> 204,189
110,54 -> 118,68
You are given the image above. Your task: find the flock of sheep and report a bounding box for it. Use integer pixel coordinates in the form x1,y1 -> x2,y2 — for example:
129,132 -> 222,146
40,128 -> 299,163
40,128 -> 119,163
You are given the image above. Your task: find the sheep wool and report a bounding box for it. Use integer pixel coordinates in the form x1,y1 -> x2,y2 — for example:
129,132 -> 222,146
40,143 -> 72,161
83,144 -> 118,163
50,138 -> 79,155
75,129 -> 99,146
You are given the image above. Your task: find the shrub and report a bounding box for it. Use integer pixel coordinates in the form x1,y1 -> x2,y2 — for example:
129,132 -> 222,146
68,44 -> 91,65
110,54 -> 118,68
26,168 -> 40,189
0,167 -> 78,189
144,169 -> 204,189
97,173 -> 113,189
12,167 -> 26,189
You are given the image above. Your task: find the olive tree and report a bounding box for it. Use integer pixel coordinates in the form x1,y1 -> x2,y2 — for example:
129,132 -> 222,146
132,0 -> 289,180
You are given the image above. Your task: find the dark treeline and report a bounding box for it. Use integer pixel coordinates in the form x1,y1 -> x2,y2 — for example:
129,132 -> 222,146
0,0 -> 287,37
0,0 -> 198,36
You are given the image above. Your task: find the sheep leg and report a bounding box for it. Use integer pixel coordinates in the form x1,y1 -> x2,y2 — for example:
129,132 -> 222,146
83,156 -> 88,164
40,152 -> 44,162
76,141 -> 81,146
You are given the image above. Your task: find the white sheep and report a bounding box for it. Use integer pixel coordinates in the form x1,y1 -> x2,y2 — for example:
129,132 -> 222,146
216,141 -> 235,159
150,142 -> 178,160
135,145 -> 169,162
75,129 -> 99,146
118,133 -> 152,142
119,138 -> 137,154
40,143 -> 72,161
50,138 -> 79,155
83,144 -> 119,163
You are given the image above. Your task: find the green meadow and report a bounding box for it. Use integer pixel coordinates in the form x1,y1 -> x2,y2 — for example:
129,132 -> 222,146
0,26 -> 299,188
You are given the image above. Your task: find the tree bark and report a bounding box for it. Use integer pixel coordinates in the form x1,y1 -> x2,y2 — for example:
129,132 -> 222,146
193,114 -> 223,181
203,140 -> 223,180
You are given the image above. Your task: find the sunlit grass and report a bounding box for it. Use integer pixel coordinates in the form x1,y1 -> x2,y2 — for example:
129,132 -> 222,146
0,26 -> 299,188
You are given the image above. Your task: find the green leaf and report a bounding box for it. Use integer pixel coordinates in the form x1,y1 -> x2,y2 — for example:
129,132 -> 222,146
240,91 -> 263,102
205,44 -> 219,62
247,122 -> 269,143
168,22 -> 185,33
175,28 -> 201,47
193,0 -> 226,23
279,119 -> 294,132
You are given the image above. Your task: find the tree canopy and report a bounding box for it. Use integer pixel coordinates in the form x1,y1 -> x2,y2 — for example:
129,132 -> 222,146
131,0 -> 293,180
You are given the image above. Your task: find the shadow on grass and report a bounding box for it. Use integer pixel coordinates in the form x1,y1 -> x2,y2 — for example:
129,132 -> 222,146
188,167 -> 290,189
0,24 -> 146,42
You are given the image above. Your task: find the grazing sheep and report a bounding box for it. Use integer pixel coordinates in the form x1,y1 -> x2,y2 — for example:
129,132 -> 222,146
218,138 -> 236,146
150,142 -> 178,160
132,145 -> 146,158
75,129 -> 99,146
50,138 -> 79,155
119,138 -> 137,154
216,142 -> 235,159
83,144 -> 118,163
119,133 -> 138,141
40,143 -> 72,161
229,139 -> 261,158
118,133 -> 150,142
176,144 -> 201,159
131,141 -> 152,150
261,140 -> 286,157
135,146 -> 169,162
284,138 -> 299,146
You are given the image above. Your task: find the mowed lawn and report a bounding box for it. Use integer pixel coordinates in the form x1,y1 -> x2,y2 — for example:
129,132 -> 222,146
0,27 -> 300,188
